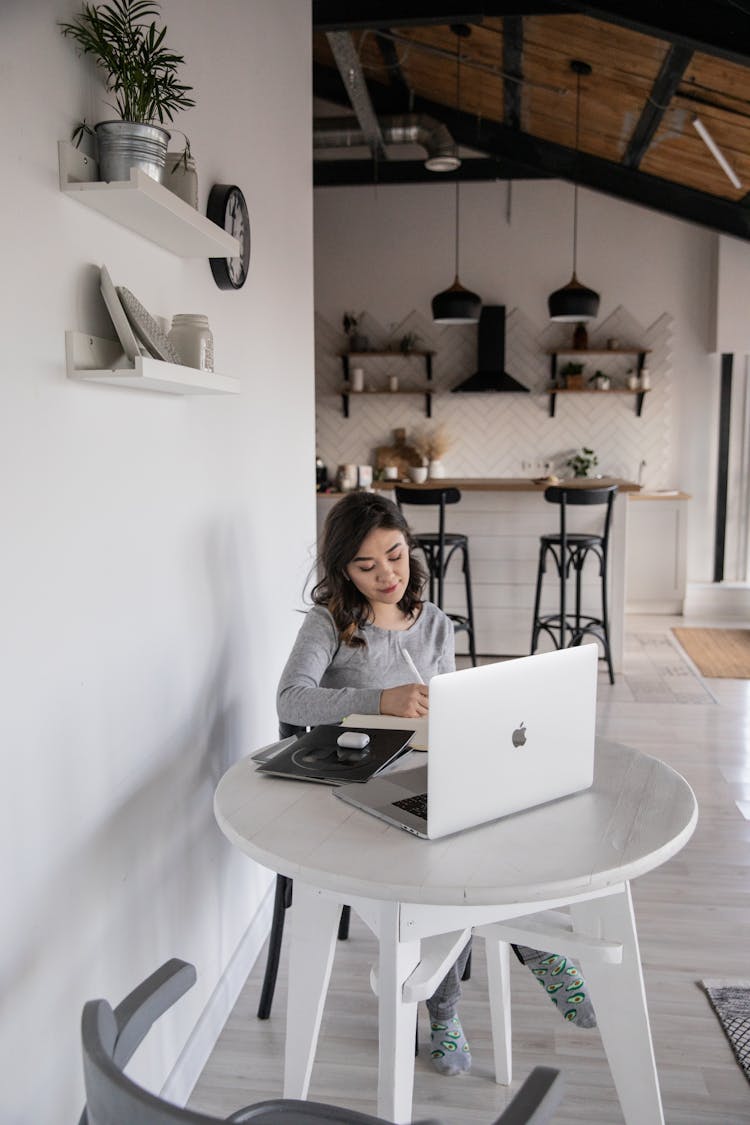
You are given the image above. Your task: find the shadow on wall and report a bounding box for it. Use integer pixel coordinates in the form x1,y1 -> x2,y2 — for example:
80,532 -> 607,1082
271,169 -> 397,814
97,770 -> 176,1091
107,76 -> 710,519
0,517 -> 266,1123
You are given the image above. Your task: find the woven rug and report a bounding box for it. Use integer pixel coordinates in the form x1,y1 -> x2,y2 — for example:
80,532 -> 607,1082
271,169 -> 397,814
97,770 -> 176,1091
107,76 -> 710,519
672,628 -> 750,679
700,979 -> 750,1082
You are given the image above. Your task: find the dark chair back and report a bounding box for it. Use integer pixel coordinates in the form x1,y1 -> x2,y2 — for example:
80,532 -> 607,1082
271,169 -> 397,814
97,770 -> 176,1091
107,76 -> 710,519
394,486 -> 463,602
394,487 -> 461,546
394,485 -> 462,508
544,484 -> 617,548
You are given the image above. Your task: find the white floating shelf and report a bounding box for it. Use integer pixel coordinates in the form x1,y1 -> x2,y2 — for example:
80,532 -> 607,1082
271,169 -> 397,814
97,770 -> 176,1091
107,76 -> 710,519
65,332 -> 240,395
58,141 -> 239,258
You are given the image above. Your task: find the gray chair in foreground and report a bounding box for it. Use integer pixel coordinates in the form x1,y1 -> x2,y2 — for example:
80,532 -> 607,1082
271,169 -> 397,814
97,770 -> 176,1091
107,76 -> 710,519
79,959 -> 563,1124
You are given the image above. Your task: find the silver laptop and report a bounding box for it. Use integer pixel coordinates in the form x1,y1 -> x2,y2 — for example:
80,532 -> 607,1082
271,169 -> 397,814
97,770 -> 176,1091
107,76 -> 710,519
334,644 -> 598,839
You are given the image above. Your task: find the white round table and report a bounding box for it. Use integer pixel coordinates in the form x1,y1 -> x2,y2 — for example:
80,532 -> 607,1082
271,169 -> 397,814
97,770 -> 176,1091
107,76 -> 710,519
215,737 -> 697,1124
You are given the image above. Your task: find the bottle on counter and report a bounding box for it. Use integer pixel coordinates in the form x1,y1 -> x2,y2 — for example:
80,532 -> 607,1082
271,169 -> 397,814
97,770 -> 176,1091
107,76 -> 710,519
316,456 -> 329,491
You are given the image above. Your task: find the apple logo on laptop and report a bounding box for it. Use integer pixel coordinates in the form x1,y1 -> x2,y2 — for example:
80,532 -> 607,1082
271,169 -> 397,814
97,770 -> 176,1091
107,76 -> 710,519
511,722 -> 527,748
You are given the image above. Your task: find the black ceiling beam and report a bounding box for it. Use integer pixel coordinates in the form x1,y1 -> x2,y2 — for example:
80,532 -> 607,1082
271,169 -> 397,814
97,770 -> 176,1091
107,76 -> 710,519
552,1 -> 750,69
623,44 -> 693,169
314,156 -> 549,185
312,3 -> 559,31
502,15 -> 524,130
315,151 -> 750,243
313,3 -> 485,31
375,30 -> 412,105
314,1 -> 750,69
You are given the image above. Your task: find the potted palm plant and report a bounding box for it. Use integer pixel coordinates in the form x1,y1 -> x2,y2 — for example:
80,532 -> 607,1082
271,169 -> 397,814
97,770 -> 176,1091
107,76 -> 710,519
60,0 -> 195,184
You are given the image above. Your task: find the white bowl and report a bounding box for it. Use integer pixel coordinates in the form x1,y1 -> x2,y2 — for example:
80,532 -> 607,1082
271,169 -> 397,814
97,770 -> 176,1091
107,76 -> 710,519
408,466 -> 428,483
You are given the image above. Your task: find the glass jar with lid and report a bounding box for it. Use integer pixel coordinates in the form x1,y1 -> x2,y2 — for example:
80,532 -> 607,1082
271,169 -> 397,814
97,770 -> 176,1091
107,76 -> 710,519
168,314 -> 214,371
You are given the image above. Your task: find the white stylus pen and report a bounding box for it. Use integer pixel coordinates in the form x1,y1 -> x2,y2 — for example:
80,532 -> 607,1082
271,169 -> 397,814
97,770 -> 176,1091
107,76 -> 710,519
402,649 -> 425,684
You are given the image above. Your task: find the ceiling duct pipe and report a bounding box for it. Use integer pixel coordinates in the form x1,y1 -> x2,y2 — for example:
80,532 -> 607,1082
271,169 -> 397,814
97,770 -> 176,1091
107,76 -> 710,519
313,114 -> 461,172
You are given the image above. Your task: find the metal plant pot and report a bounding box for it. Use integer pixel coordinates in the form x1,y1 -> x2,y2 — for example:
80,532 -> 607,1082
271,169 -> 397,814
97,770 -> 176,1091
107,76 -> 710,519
95,120 -> 171,184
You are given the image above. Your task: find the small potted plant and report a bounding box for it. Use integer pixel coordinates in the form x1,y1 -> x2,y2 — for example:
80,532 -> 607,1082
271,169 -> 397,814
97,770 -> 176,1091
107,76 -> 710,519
560,361 -> 585,390
399,331 -> 422,354
342,310 -> 368,352
60,0 -> 195,184
588,370 -> 611,391
566,447 -> 599,478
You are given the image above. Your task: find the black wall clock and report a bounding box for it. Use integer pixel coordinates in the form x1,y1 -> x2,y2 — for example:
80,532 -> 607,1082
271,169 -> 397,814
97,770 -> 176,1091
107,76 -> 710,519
207,184 -> 251,290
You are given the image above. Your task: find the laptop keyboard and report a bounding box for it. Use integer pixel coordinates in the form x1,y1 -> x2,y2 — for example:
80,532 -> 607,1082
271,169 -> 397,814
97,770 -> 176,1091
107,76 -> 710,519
393,793 -> 428,820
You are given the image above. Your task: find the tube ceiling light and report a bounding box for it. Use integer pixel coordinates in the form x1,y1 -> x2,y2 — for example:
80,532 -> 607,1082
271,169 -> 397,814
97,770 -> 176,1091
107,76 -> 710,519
548,60 -> 600,323
692,116 -> 742,190
431,25 -> 481,324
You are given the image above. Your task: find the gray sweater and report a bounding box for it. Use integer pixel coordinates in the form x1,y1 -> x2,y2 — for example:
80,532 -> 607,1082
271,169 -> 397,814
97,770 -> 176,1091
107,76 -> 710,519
276,602 -> 456,727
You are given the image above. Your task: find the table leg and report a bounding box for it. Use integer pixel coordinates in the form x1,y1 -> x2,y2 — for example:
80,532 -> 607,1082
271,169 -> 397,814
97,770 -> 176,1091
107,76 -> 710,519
485,939 -> 512,1085
376,902 -> 421,1125
283,881 -> 341,1100
571,884 -> 664,1125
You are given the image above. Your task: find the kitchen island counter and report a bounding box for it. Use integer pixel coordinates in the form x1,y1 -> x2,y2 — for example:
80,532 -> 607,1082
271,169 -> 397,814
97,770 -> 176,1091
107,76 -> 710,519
373,476 -> 640,493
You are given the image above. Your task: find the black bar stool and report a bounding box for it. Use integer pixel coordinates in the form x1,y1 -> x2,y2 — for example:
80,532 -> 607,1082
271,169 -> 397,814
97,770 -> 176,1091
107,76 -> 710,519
530,484 -> 617,683
395,485 -> 477,666
257,722 -> 351,1020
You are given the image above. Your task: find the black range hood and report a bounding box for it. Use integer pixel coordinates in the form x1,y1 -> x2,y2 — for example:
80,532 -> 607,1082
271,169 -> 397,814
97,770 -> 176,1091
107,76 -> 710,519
451,305 -> 530,393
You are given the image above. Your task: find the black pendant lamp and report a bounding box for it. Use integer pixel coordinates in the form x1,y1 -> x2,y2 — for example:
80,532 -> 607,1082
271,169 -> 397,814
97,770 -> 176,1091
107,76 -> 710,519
548,60 -> 600,322
431,26 -> 481,324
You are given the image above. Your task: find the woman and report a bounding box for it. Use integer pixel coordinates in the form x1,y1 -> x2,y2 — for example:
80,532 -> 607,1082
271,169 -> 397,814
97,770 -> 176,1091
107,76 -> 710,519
277,492 -> 594,1076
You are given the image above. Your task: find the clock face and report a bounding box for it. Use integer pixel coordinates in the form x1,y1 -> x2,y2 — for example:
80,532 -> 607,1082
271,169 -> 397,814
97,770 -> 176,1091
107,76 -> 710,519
207,184 -> 251,290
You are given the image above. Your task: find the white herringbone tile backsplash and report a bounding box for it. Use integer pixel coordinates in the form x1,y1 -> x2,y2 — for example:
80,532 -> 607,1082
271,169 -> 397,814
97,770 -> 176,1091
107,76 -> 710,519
315,307 -> 673,488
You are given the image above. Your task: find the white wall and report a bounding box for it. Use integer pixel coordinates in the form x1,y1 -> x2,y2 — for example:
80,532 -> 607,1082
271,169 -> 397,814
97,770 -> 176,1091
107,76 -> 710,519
0,2 -> 315,1121
313,180 -> 722,582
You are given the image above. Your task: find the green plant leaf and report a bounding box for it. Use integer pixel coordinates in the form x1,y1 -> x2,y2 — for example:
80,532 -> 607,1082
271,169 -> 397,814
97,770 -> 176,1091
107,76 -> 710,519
59,0 -> 194,125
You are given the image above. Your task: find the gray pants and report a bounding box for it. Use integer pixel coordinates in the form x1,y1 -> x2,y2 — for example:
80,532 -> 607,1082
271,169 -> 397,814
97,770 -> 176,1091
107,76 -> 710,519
426,938 -> 472,1020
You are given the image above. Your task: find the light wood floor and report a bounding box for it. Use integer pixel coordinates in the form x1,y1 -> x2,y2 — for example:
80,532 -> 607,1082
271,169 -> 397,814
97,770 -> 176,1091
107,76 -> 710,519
190,616 -> 750,1124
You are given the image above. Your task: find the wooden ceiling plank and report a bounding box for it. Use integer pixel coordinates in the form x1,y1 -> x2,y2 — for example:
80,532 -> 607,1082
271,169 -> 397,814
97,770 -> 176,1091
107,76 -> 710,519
623,45 -> 693,168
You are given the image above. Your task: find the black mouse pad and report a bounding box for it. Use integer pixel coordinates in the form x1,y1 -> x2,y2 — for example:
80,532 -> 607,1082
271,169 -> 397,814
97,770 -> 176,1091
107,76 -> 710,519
255,725 -> 416,785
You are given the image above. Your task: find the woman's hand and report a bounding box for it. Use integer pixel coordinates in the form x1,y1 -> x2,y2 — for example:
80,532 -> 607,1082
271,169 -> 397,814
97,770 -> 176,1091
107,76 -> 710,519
379,683 -> 429,718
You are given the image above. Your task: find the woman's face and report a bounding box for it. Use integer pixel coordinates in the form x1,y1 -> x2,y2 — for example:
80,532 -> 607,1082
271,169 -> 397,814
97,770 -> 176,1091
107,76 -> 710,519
345,526 -> 411,608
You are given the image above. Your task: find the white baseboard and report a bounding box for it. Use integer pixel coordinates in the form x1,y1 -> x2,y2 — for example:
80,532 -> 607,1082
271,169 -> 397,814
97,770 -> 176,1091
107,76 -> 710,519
684,581 -> 750,618
626,599 -> 685,614
161,879 -> 276,1106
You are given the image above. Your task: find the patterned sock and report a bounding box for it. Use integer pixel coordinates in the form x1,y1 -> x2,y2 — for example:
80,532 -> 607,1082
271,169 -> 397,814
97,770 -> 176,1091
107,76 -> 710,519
429,1014 -> 472,1075
516,945 -> 597,1028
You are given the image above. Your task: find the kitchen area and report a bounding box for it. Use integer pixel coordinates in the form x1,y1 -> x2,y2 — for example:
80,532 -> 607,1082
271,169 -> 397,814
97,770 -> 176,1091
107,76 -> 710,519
314,264 -> 693,669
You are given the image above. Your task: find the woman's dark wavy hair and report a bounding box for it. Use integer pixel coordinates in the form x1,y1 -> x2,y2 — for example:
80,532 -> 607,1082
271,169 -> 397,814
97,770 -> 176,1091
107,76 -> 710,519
310,491 -> 427,647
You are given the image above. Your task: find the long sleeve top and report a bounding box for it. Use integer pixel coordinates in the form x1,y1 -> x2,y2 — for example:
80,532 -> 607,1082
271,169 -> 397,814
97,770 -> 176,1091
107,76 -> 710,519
276,602 -> 456,727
